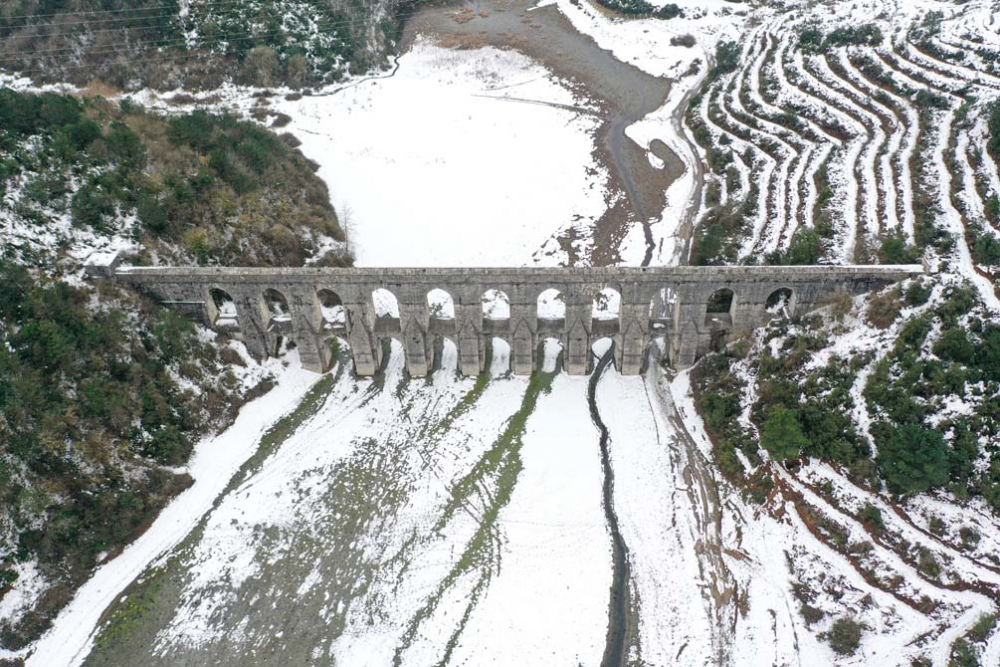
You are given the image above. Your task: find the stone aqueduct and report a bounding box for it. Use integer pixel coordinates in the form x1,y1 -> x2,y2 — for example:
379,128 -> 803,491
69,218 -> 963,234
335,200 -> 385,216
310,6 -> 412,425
111,264 -> 923,376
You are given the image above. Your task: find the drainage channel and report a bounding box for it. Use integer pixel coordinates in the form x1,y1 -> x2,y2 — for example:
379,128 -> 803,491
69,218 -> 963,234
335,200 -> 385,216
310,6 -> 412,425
587,347 -> 632,667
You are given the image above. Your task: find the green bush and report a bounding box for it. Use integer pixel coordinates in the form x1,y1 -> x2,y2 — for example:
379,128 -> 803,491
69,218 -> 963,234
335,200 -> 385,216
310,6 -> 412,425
879,233 -> 921,264
712,41 -> 741,78
826,617 -> 863,656
71,180 -> 117,231
905,281 -> 932,306
875,422 -> 949,494
975,326 -> 1000,381
858,503 -> 884,534
949,639 -> 980,667
933,328 -> 975,365
760,405 -> 808,461
967,614 -> 997,644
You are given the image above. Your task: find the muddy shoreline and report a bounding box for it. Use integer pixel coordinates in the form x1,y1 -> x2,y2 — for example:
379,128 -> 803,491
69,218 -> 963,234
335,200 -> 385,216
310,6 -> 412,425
402,0 -> 684,266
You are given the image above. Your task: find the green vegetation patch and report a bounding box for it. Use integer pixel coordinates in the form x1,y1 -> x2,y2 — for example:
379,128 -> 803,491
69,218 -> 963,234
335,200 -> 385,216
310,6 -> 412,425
0,260 -> 256,649
591,0 -> 682,19
0,89 -> 348,268
690,278 -> 1000,505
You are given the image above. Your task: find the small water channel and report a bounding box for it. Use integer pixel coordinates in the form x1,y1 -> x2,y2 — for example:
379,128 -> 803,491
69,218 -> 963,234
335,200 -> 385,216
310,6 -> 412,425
587,346 -> 632,667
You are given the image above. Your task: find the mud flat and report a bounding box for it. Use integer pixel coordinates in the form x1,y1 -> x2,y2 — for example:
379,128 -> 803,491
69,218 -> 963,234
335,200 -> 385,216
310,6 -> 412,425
404,0 -> 683,266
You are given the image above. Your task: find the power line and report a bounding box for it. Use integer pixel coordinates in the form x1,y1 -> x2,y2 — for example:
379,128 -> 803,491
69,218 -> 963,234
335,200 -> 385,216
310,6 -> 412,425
0,15 -> 378,61
1,2 -> 369,38
2,21 -> 398,78
0,0 -> 314,22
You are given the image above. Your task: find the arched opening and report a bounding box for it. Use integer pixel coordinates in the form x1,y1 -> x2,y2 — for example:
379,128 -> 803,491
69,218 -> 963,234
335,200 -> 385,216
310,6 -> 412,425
432,336 -> 459,385
591,336 -> 615,368
263,288 -> 292,331
210,288 -> 238,328
482,289 -> 510,336
317,289 -> 345,330
705,288 -> 734,326
592,288 -> 621,320
765,288 -> 794,318
373,288 -> 401,333
649,286 -> 676,332
538,336 -> 563,373
537,288 -> 566,336
489,337 -> 511,377
427,288 -> 455,320
592,287 -> 621,336
482,289 -> 510,320
378,337 -> 407,384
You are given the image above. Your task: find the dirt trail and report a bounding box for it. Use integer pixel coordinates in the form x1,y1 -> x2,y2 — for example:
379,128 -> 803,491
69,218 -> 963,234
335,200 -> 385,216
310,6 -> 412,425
404,0 -> 683,266
644,360 -> 735,665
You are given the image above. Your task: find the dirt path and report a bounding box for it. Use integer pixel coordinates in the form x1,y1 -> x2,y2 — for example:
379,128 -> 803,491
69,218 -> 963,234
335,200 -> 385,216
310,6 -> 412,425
644,361 -> 735,665
403,0 -> 684,266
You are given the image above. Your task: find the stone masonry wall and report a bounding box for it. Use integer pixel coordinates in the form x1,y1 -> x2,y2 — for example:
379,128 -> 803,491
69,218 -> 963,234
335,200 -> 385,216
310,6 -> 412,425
114,264 -> 924,376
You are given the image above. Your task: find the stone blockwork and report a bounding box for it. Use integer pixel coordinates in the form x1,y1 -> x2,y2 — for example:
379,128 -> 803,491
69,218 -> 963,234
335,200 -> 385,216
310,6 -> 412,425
113,264 -> 923,376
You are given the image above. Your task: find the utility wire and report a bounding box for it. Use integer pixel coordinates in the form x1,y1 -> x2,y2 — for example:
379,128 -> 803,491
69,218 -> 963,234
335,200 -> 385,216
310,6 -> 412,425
0,15 -> 377,61
0,0 -> 316,22
0,6 -> 376,40
3,21 -> 397,77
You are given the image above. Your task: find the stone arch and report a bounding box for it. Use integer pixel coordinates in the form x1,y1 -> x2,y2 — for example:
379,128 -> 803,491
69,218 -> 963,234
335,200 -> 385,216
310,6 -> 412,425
649,286 -> 677,332
592,287 -> 621,320
372,288 -> 401,333
430,335 -> 459,378
262,288 -> 291,326
537,335 -> 564,373
592,286 -> 621,337
765,287 -> 795,318
536,288 -> 566,321
316,289 -> 345,330
427,288 -> 456,320
481,288 -> 511,321
705,288 -> 735,326
209,287 -> 238,328
487,336 -> 511,376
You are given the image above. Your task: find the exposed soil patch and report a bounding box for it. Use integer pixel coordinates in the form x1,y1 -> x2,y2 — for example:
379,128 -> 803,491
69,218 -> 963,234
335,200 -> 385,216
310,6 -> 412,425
404,0 -> 682,266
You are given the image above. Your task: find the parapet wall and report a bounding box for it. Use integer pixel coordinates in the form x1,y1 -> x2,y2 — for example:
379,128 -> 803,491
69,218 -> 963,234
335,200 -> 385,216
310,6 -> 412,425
113,264 -> 924,376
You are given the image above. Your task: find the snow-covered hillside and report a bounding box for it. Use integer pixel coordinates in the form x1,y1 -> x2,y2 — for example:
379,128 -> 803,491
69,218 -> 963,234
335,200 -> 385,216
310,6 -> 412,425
6,0 -> 1000,666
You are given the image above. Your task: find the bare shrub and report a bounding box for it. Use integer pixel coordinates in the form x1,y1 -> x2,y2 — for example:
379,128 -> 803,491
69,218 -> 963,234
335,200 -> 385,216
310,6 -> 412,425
866,288 -> 903,329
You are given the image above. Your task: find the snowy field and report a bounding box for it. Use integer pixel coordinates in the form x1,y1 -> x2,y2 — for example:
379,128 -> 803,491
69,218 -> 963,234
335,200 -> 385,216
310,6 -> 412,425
275,41 -> 608,267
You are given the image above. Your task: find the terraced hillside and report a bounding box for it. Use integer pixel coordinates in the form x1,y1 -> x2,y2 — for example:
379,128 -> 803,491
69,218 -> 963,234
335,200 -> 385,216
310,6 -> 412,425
687,0 -> 1000,295
683,1 -> 1000,665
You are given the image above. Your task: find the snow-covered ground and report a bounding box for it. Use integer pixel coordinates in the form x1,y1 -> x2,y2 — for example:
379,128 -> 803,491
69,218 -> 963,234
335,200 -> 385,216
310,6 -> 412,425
274,40 -> 607,267
24,354 -> 318,667
9,0 -> 1000,665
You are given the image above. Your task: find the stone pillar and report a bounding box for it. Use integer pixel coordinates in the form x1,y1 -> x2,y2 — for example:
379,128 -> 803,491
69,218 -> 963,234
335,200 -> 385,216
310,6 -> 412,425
346,305 -> 377,376
564,288 -> 591,374
674,294 -> 707,370
399,303 -> 429,370
403,317 -> 428,377
565,318 -> 589,375
234,290 -> 269,361
288,297 -> 324,374
620,316 -> 646,375
617,301 -> 646,371
511,318 -> 534,376
457,317 -> 480,377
